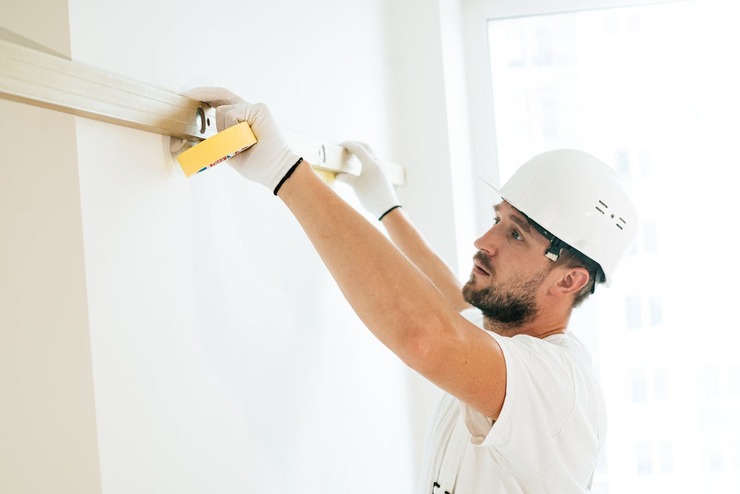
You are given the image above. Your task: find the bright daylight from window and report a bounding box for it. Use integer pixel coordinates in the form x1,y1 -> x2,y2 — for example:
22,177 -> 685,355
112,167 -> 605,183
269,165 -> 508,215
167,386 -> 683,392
487,1 -> 740,492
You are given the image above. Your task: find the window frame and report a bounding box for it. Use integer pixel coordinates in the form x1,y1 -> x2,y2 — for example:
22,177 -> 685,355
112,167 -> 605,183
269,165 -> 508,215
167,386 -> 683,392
459,0 -> 689,233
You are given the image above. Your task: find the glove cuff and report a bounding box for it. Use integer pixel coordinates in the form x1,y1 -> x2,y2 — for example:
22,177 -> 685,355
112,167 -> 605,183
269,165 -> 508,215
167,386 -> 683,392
378,205 -> 402,221
273,157 -> 304,195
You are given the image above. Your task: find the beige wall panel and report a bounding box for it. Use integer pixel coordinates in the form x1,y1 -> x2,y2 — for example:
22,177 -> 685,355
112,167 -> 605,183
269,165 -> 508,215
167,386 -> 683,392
0,0 -> 71,56
0,99 -> 101,494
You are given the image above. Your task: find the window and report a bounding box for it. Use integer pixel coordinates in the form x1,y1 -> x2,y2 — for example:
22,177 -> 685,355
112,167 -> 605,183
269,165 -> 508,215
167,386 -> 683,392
658,442 -> 674,474
631,368 -> 669,402
625,296 -> 643,329
648,296 -> 662,327
475,0 -> 740,491
642,222 -> 658,254
636,442 -> 653,475
631,369 -> 648,402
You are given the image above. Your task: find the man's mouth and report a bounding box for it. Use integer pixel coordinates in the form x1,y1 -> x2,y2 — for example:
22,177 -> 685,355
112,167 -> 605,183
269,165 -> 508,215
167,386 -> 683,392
472,252 -> 492,276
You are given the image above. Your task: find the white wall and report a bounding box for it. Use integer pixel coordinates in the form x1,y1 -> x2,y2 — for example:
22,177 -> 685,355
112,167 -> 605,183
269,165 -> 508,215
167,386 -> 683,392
69,1 -> 416,493
2,1 -> 474,492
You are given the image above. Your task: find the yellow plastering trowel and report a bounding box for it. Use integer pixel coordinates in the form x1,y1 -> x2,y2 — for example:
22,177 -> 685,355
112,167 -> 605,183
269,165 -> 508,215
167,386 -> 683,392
176,121 -> 257,177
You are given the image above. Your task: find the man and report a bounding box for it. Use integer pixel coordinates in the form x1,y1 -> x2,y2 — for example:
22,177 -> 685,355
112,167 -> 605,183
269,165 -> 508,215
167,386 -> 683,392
187,88 -> 638,493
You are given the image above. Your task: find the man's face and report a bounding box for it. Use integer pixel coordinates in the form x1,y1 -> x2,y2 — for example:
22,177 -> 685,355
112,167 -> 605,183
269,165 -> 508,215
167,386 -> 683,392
462,201 -> 553,330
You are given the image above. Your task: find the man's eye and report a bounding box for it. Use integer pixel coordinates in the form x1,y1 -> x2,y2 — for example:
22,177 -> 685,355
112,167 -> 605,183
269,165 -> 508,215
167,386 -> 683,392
493,216 -> 501,225
511,229 -> 523,241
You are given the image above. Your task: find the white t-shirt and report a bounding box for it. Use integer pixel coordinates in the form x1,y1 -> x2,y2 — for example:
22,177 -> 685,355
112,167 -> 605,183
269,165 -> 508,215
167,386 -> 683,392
417,307 -> 606,493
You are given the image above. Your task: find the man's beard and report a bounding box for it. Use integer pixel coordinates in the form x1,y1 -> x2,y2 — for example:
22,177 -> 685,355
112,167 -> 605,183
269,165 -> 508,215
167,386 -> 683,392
462,255 -> 547,329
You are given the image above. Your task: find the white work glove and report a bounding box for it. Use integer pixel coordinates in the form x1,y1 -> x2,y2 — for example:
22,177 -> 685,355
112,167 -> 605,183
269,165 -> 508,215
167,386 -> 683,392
339,141 -> 401,220
184,87 -> 302,194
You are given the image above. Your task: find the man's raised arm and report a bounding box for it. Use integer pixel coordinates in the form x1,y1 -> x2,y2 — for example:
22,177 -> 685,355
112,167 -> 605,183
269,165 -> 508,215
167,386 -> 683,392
187,90 -> 507,419
339,141 -> 471,312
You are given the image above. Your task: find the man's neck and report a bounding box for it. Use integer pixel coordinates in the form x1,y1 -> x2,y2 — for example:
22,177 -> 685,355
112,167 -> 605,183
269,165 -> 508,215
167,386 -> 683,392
483,312 -> 570,339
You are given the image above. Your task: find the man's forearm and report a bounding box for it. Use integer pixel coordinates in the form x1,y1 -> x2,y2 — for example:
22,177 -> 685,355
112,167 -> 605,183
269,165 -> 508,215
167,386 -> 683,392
276,161 -> 461,366
381,208 -> 471,312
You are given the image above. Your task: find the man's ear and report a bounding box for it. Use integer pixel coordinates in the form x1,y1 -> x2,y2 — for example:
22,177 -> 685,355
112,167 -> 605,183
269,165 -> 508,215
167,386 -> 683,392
552,267 -> 590,297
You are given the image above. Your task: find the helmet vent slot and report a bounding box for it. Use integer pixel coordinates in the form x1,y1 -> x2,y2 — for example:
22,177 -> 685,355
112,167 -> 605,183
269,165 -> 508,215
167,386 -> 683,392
596,202 -> 628,231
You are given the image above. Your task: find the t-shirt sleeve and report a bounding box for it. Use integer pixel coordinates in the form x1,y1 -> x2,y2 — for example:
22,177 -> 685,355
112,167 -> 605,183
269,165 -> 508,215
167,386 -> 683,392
459,328 -> 577,476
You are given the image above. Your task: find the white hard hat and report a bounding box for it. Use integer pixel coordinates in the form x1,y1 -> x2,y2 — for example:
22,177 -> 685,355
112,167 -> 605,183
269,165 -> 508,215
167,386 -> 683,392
485,149 -> 639,286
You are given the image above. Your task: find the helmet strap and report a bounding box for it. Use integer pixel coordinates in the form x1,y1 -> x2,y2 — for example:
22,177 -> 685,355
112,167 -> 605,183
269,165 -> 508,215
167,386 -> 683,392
520,213 -> 564,262
545,237 -> 565,262
522,213 -> 604,294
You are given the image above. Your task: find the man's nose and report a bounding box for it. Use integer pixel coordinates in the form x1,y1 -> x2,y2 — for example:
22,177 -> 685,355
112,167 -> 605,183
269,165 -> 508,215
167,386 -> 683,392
474,227 -> 499,255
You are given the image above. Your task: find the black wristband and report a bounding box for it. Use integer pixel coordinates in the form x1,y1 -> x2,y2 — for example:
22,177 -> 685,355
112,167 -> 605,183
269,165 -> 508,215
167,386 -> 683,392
378,205 -> 402,221
273,157 -> 304,196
